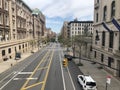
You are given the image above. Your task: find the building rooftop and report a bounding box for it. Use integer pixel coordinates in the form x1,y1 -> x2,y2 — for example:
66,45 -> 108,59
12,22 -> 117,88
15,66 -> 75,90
68,21 -> 93,25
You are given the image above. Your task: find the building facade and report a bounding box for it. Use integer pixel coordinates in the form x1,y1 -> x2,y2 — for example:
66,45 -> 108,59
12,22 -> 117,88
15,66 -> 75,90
61,20 -> 93,39
93,0 -> 120,78
68,20 -> 93,37
32,8 -> 46,49
61,21 -> 69,39
0,0 -> 46,62
60,19 -> 93,58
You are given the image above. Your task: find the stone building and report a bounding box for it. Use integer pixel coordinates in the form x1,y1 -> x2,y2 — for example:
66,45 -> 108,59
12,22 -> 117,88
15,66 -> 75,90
32,8 -> 46,49
93,0 -> 120,78
0,0 -> 46,62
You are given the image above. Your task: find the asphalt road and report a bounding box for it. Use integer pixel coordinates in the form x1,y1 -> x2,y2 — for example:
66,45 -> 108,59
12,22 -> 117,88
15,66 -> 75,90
0,44 -> 53,90
45,45 -> 64,90
0,43 -> 83,90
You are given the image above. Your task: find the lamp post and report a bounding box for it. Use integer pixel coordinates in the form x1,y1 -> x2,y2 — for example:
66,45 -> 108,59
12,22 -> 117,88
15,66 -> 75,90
71,36 -> 75,58
84,25 -> 88,57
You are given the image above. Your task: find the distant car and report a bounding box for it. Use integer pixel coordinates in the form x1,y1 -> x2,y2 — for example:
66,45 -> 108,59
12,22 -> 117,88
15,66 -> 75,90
64,54 -> 72,61
77,75 -> 97,90
15,52 -> 21,60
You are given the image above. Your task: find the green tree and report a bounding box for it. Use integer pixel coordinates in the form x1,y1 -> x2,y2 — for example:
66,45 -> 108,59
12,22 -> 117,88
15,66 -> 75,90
58,34 -> 72,47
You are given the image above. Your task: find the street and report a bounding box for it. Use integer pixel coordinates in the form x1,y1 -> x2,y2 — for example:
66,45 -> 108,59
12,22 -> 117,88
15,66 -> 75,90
0,43 -> 83,90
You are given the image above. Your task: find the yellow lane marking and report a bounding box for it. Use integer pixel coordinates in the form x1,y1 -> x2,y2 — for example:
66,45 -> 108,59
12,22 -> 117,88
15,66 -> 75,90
24,81 -> 44,90
41,50 -> 54,90
37,67 -> 48,71
20,50 -> 50,90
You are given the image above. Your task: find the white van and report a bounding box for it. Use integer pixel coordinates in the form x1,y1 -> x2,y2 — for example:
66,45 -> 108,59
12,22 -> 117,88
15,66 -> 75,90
77,75 -> 97,90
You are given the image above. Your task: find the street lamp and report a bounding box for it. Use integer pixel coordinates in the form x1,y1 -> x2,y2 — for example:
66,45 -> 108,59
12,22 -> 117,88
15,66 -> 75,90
71,36 -> 75,58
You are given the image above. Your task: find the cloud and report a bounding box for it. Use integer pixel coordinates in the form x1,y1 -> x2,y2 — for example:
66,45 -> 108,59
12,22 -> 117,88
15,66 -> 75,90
23,0 -> 94,33
23,0 -> 94,19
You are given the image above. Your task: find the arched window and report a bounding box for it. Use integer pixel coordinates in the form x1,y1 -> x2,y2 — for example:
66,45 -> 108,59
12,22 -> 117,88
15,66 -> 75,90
103,6 -> 107,21
97,0 -> 99,3
102,31 -> 105,46
96,13 -> 98,22
109,31 -> 114,48
111,1 -> 115,18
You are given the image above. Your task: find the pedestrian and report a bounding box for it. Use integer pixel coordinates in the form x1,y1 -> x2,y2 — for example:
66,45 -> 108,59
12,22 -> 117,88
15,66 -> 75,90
11,63 -> 13,67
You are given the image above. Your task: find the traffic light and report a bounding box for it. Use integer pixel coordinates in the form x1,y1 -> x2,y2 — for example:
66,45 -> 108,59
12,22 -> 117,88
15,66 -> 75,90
63,58 -> 68,67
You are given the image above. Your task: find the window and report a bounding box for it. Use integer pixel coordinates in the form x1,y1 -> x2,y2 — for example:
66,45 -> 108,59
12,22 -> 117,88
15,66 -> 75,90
103,6 -> 107,21
101,54 -> 104,62
96,13 -> 98,22
5,15 -> 9,25
97,0 -> 99,3
108,57 -> 114,67
102,31 -> 105,46
111,1 -> 115,18
8,48 -> 11,53
94,51 -> 96,58
23,44 -> 24,48
75,23 -> 77,26
12,8 -> 15,13
90,46 -> 92,51
83,80 -> 85,83
19,45 -> 21,50
109,31 -> 114,48
25,44 -> 27,47
0,13 -> 3,24
80,76 -> 83,81
15,47 -> 16,52
2,50 -> 5,56
72,23 -> 74,26
5,2 -> 7,10
0,0 -> 2,8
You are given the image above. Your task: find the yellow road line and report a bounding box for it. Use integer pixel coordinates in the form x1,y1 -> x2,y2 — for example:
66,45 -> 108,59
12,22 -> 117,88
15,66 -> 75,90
24,81 -> 44,90
20,50 -> 50,90
37,67 -> 48,71
41,50 -> 54,90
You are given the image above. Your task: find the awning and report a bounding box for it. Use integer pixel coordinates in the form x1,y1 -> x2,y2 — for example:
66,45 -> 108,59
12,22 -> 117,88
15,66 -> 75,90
112,18 -> 120,31
102,22 -> 111,32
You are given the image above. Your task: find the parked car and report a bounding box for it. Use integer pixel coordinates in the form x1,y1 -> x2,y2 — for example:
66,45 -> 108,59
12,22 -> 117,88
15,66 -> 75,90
64,54 -> 72,61
77,75 -> 97,90
15,52 -> 21,60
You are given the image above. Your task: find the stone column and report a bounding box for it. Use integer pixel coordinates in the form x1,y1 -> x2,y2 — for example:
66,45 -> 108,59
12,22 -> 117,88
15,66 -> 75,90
8,0 -> 13,40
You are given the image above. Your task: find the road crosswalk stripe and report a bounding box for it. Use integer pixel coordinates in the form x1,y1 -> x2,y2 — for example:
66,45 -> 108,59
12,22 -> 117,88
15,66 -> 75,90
13,78 -> 38,80
18,72 -> 33,74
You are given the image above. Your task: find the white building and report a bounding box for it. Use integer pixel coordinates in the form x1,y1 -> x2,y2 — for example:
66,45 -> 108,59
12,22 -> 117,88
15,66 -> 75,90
68,20 -> 93,37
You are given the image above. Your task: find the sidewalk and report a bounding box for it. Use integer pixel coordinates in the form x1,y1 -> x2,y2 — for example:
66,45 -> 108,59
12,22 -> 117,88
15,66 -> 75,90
74,59 -> 120,90
0,52 -> 32,74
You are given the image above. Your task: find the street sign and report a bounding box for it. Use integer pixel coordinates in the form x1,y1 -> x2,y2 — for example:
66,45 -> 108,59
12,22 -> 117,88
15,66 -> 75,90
106,76 -> 111,84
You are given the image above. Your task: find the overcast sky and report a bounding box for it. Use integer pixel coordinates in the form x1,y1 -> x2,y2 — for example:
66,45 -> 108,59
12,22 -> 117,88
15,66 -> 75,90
23,0 -> 94,33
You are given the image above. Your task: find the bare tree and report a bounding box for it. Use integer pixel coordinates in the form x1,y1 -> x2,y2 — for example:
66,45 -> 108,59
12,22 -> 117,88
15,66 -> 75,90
74,35 -> 85,64
29,40 -> 36,52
